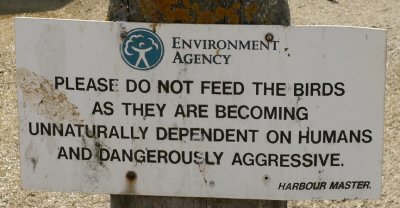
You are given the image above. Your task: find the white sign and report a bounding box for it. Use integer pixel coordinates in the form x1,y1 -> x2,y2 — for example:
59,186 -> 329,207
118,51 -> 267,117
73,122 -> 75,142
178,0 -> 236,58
15,18 -> 386,200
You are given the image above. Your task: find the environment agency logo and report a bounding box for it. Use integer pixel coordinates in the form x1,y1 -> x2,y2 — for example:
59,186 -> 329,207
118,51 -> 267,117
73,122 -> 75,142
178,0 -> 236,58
120,28 -> 164,71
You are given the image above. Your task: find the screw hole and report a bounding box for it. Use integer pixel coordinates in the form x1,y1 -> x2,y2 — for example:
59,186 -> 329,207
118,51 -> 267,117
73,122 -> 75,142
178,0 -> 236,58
263,174 -> 270,185
209,180 -> 215,187
265,33 -> 274,42
126,171 -> 137,181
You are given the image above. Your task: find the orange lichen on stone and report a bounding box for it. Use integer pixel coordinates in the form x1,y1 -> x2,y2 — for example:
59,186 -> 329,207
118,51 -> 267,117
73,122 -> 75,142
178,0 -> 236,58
191,3 -> 200,13
140,0 -> 178,22
172,8 -> 191,23
244,3 -> 258,23
197,10 -> 215,24
225,9 -> 239,24
215,7 -> 225,20
182,0 -> 191,8
232,2 -> 241,10
138,0 -> 246,24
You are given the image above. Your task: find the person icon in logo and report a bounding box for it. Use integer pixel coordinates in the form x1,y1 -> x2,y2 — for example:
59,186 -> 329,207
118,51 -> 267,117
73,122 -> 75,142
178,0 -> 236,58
121,29 -> 164,71
129,38 -> 159,68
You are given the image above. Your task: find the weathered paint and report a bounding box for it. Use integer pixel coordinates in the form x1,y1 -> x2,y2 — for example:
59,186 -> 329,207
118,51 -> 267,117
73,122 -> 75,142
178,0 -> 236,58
17,68 -> 108,185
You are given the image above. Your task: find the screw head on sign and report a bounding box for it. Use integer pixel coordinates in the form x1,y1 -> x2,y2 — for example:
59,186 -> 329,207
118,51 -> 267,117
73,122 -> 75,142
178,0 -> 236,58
265,33 -> 274,42
126,171 -> 137,181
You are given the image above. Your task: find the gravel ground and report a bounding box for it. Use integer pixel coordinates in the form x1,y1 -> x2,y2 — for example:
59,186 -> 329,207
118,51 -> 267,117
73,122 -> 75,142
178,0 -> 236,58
0,0 -> 399,207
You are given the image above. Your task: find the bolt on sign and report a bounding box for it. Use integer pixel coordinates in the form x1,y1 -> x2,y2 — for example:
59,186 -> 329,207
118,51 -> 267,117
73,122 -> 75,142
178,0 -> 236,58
15,17 -> 386,200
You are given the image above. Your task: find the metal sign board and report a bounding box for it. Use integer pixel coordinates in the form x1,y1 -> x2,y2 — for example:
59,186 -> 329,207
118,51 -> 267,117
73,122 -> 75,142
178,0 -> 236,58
15,17 -> 386,200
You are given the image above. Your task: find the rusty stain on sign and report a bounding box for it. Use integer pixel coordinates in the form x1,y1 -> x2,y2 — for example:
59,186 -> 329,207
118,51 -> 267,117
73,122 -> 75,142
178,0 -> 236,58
123,170 -> 137,194
150,23 -> 161,33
